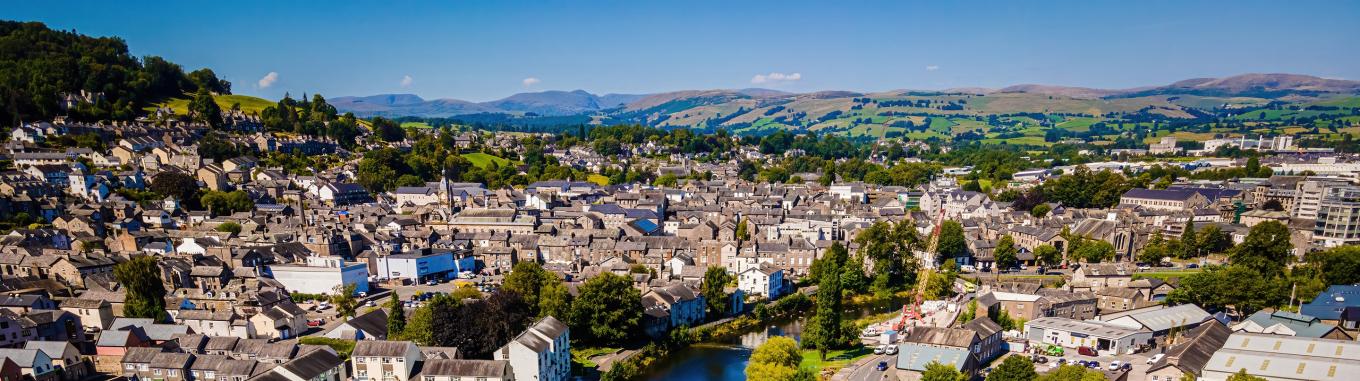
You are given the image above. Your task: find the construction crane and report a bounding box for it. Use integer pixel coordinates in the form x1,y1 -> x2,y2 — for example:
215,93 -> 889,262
894,206 -> 947,332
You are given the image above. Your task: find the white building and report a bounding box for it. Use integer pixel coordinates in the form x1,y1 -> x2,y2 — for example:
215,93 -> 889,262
269,256 -> 370,295
1024,317 -> 1152,356
1200,332 -> 1360,381
495,316 -> 571,381
738,263 -> 784,300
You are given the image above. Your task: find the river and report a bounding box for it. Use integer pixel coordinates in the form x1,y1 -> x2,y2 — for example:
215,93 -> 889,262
643,296 -> 905,381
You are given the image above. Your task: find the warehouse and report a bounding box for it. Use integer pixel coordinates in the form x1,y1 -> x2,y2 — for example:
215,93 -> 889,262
1025,317 -> 1152,355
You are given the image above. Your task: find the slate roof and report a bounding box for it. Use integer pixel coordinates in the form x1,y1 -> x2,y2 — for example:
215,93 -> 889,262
1148,321 -> 1232,375
418,359 -> 510,378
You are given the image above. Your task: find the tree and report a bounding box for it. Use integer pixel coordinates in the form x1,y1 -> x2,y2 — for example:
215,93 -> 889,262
745,336 -> 805,381
1036,365 -> 1106,381
388,292 -> 406,337
1303,245 -> 1360,285
807,244 -> 845,360
987,355 -> 1037,381
537,280 -> 573,321
1231,221 -> 1292,277
853,221 -> 921,295
187,68 -> 231,93
331,284 -> 360,318
115,256 -> 167,321
702,266 -> 734,318
402,294 -> 451,345
995,235 -> 1019,270
921,361 -> 968,381
736,217 -> 750,241
1261,199 -> 1284,211
1180,220 -> 1199,258
1030,204 -> 1052,218
214,221 -> 242,235
189,87 -> 222,128
1166,265 -> 1286,315
1226,369 -> 1268,381
372,117 -> 406,142
935,221 -> 967,266
201,190 -> 254,216
431,291 -> 531,359
502,262 -> 555,317
1070,240 -> 1114,263
1140,233 -> 1172,264
150,172 -> 201,207
1034,244 -> 1062,266
571,273 -> 642,346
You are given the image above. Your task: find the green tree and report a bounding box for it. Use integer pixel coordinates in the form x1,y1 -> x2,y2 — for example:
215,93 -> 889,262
502,261 -> 555,317
935,220 -> 967,266
331,284 -> 360,318
1034,244 -> 1062,266
736,217 -> 750,241
388,292 -> 406,337
749,336 -> 801,368
150,172 -> 201,207
1036,364 -> 1106,381
372,117 -> 406,142
402,294 -> 451,345
702,266 -> 734,318
987,355 -> 1037,381
995,235 -> 1019,270
571,272 -> 642,346
1180,220 -> 1199,258
1230,221 -> 1292,277
214,221 -> 242,235
1031,204 -> 1052,218
807,245 -> 845,360
189,87 -> 222,128
1226,369 -> 1268,381
1166,265 -> 1286,315
1070,240 -> 1114,263
537,279 -> 573,321
1139,233 -> 1172,264
114,256 -> 167,321
921,361 -> 968,381
853,221 -> 921,295
200,190 -> 254,216
1303,245 -> 1360,285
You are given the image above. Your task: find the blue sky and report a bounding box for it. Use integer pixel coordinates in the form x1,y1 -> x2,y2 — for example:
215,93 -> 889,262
5,1 -> 1359,101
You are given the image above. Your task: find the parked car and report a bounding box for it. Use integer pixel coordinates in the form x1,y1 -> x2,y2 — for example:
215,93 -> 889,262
1048,361 -> 1061,370
886,345 -> 898,355
960,265 -> 977,273
1086,361 -> 1101,369
1186,263 -> 1199,268
876,361 -> 889,371
1078,346 -> 1098,357
365,301 -> 376,307
1148,353 -> 1165,364
306,319 -> 323,327
1121,363 -> 1132,371
874,345 -> 886,355
358,292 -> 367,298
1031,355 -> 1048,364
1108,361 -> 1123,371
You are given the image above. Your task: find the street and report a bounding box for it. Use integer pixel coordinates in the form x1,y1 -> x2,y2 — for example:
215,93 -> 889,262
841,354 -> 893,381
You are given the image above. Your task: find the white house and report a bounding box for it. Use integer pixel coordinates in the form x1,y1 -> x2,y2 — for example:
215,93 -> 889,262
738,263 -> 784,300
392,186 -> 440,207
495,316 -> 571,381
268,256 -> 370,295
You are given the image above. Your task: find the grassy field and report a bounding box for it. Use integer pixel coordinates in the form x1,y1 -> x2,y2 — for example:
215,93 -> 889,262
571,347 -> 620,368
148,94 -> 274,114
400,121 -> 435,129
1133,270 -> 1202,281
587,174 -> 610,186
461,152 -> 512,169
799,346 -> 872,372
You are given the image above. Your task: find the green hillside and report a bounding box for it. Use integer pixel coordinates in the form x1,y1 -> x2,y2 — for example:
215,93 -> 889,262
148,94 -> 274,115
461,152 -> 513,169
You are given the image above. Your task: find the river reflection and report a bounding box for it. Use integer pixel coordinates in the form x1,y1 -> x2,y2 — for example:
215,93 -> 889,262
645,320 -> 804,381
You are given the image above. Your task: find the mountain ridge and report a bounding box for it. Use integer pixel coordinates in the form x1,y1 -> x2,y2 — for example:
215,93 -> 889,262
330,73 -> 1360,118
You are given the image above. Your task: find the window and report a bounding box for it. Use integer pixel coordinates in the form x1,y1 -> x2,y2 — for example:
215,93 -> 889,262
154,370 -> 162,376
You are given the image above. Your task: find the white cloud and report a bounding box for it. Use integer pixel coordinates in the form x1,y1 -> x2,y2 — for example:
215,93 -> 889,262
522,77 -> 541,87
925,65 -> 940,71
257,72 -> 279,88
401,75 -> 414,88
750,72 -> 802,85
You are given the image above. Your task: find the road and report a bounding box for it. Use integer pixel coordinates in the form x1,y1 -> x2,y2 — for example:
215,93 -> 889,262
841,354 -> 893,381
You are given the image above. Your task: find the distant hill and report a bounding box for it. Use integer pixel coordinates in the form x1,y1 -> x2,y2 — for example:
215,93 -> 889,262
330,73 -> 1360,136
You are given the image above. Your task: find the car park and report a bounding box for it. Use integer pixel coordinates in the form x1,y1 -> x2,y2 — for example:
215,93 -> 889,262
1078,346 -> 1098,356
1086,361 -> 1100,369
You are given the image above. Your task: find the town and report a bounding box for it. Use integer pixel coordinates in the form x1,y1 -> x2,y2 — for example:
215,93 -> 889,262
3,4 -> 1360,381
2,102 -> 1359,381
